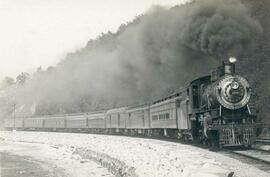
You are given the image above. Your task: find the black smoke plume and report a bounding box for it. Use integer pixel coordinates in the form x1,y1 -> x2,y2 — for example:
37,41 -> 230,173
0,0 -> 265,116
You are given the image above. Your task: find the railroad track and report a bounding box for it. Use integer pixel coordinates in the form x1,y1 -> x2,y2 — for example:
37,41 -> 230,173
256,139 -> 270,145
221,148 -> 270,173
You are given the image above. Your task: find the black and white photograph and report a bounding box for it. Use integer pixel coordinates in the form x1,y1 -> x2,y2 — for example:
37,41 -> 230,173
0,0 -> 270,176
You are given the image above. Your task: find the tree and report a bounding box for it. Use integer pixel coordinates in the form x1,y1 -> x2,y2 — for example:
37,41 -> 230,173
0,76 -> 15,90
16,72 -> 30,85
3,76 -> 15,86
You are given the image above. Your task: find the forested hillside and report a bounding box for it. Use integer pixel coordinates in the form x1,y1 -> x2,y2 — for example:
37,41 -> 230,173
239,0 -> 270,122
0,0 -> 269,123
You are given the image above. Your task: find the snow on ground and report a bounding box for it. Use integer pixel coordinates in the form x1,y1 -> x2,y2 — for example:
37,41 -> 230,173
0,131 -> 269,177
255,144 -> 270,151
1,147 -> 68,177
0,136 -> 114,177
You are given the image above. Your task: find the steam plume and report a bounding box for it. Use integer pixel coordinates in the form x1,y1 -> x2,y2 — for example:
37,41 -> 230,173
1,0 -> 263,115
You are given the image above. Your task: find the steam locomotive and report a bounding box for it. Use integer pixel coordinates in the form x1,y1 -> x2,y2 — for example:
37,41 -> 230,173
4,58 -> 260,147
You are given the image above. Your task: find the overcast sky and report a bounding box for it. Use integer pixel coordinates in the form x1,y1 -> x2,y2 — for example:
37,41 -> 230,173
0,0 -> 188,79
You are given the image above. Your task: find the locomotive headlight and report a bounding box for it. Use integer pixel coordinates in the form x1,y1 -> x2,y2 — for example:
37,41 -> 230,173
231,81 -> 239,89
229,57 -> 237,63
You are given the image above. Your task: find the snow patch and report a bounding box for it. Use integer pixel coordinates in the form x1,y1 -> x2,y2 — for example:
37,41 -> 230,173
0,131 -> 269,177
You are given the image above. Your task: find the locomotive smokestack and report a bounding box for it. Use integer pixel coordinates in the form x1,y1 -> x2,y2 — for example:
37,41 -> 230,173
223,57 -> 237,75
229,57 -> 237,74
